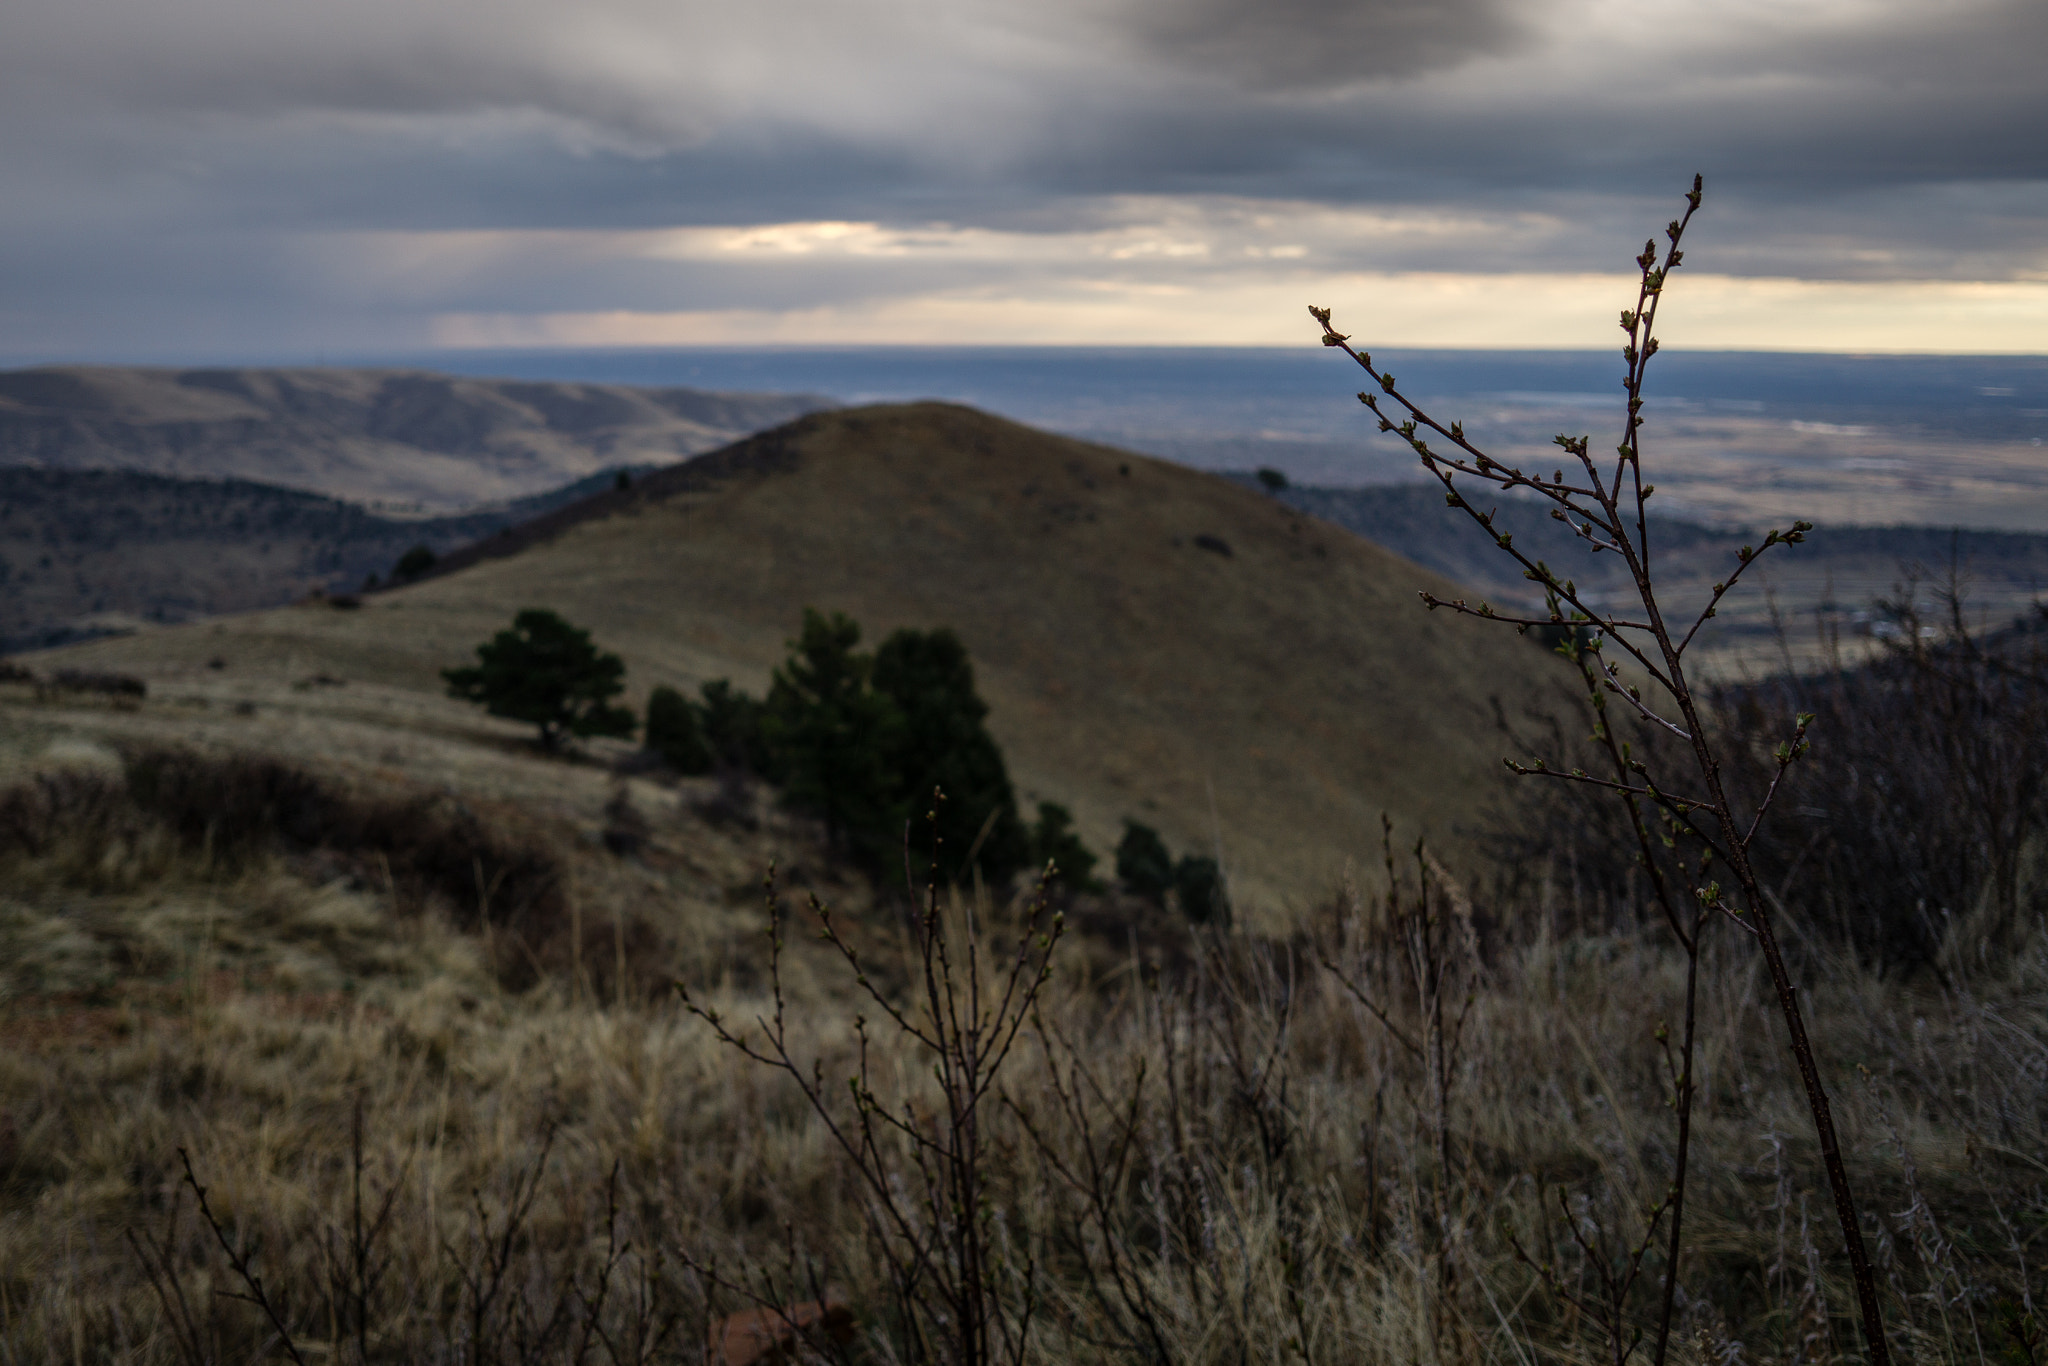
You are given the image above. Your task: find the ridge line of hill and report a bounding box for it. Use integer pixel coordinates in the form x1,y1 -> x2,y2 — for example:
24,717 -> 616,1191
0,363 -> 834,509
401,414 -> 820,588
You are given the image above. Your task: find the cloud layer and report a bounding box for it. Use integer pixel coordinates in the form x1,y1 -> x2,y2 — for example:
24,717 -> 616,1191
0,0 -> 2041,356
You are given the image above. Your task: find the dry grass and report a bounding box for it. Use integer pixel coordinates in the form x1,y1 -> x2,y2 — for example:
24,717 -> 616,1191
0,729 -> 2040,1364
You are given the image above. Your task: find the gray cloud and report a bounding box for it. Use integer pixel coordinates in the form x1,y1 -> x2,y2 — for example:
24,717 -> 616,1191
0,0 -> 2041,357
1111,0 -> 1528,91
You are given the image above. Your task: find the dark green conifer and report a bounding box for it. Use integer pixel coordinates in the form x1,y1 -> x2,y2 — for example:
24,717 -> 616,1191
393,544 -> 436,580
1116,821 -> 1174,905
762,609 -> 903,857
645,683 -> 712,773
873,626 -> 1027,884
1029,802 -> 1099,892
697,679 -> 770,774
442,608 -> 635,750
1174,854 -> 1229,925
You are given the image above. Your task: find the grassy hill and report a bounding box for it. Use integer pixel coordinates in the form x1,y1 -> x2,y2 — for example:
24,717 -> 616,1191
24,402 -> 1552,910
0,365 -> 830,509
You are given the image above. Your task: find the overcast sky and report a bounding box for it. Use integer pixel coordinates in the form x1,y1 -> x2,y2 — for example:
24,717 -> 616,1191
2,0 -> 2043,359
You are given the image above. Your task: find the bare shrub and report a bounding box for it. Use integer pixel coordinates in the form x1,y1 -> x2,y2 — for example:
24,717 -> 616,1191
1310,175 -> 1892,1361
1722,590 -> 2048,971
678,845 -> 1065,1366
3,784 -> 2041,1362
0,744 -> 571,988
1501,578 -> 2048,974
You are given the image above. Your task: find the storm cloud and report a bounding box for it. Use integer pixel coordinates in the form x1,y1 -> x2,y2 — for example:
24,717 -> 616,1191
0,0 -> 2041,356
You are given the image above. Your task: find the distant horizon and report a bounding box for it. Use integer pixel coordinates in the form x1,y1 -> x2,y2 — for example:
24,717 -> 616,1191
7,346 -> 2044,428
8,341 -> 2048,370
7,346 -> 2042,527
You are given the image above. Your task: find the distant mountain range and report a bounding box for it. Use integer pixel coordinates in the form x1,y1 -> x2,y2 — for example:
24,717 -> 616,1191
0,366 -> 832,509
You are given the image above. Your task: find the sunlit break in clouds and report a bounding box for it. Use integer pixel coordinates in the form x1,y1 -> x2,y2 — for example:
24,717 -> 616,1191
2,0 -> 2044,357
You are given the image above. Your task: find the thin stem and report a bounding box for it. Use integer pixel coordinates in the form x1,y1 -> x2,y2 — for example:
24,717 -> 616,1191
1310,173 -> 1892,1365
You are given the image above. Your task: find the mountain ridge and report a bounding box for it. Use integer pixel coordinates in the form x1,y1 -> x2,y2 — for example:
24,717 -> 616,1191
0,365 -> 832,509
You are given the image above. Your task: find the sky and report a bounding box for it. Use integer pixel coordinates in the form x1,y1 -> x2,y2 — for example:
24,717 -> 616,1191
1,0 -> 2044,360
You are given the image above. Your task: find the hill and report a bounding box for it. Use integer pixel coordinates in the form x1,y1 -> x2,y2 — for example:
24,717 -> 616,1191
0,366 -> 830,509
0,465 -> 669,653
23,403 -> 1551,910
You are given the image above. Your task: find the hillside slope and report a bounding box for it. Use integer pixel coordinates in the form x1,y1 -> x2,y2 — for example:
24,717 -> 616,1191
30,403 -> 1550,910
0,366 -> 829,508
0,465 -> 659,653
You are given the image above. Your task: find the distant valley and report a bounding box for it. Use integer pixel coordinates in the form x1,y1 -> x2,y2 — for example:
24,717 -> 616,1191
0,464 -> 646,653
1268,481 -> 2048,670
0,365 -> 831,508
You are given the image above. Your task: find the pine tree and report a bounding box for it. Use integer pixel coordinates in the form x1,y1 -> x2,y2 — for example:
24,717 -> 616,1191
645,683 -> 712,773
873,626 -> 1027,884
762,610 -> 903,858
697,679 -> 770,774
393,544 -> 437,580
1115,821 -> 1174,905
1173,854 -> 1228,925
1029,801 -> 1099,892
442,608 -> 635,750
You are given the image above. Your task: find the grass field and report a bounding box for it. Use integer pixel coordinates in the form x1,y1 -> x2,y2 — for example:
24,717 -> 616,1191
0,706 -> 2039,1363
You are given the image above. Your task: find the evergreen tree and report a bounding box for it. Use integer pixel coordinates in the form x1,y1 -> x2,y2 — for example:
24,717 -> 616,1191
1029,801 -> 1099,893
1115,821 -> 1174,905
442,608 -> 635,750
645,683 -> 712,773
873,626 -> 1027,884
762,609 -> 903,857
696,679 -> 770,774
393,544 -> 436,580
1173,854 -> 1229,925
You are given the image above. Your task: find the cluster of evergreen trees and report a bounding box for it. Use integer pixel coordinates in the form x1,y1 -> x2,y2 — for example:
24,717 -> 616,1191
446,606 -> 1123,895
444,607 -> 1230,914
648,608 -> 1080,887
1112,820 -> 1229,925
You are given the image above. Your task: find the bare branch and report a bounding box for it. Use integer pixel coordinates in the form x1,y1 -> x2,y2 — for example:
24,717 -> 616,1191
1598,658 -> 1693,741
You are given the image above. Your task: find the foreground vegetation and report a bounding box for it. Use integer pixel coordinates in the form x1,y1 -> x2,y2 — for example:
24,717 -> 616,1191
0,734 -> 2041,1364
